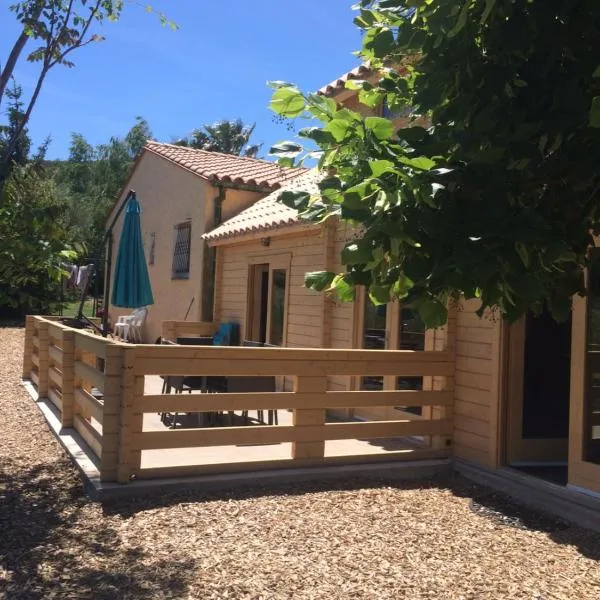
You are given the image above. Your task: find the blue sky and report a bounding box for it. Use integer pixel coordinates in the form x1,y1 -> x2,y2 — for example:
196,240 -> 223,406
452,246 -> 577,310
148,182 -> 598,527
0,1 -> 363,160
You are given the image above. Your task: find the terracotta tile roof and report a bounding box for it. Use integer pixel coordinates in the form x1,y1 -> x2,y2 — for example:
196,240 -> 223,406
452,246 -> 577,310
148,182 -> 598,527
144,141 -> 305,189
317,63 -> 373,97
203,169 -> 322,242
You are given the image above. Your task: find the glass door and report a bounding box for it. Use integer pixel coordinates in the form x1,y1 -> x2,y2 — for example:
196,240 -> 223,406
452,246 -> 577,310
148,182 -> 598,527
506,310 -> 571,464
246,263 -> 288,346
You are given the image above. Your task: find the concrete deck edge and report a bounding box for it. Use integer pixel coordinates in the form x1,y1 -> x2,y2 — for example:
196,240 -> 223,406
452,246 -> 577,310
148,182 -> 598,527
22,380 -> 104,498
22,379 -> 451,501
455,458 -> 600,532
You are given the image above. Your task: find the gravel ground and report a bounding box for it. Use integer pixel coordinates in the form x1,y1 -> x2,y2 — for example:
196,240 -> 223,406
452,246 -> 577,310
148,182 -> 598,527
2,324 -> 600,599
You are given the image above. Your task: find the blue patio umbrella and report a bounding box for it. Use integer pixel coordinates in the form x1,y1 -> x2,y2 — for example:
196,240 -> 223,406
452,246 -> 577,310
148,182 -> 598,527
111,194 -> 154,308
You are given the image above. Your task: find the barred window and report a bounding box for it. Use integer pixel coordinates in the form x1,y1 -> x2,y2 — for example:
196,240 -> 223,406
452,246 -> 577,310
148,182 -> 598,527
172,222 -> 191,278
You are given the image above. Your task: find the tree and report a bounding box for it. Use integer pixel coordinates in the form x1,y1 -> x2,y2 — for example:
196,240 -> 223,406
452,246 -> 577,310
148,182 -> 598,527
0,1 -> 175,194
176,119 -> 262,158
55,117 -> 152,255
0,163 -> 76,316
269,0 -> 600,327
0,82 -> 31,182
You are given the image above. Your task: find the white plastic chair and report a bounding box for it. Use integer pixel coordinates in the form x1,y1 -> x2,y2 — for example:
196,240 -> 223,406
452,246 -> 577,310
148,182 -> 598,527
121,307 -> 148,342
114,308 -> 145,341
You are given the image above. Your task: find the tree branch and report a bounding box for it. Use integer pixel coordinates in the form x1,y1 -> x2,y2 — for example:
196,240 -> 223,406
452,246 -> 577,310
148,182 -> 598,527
52,0 -> 103,67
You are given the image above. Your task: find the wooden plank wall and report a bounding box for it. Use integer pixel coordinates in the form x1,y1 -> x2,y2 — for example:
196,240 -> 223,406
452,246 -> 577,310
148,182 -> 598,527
328,222 -> 356,395
454,298 -> 499,467
219,230 -> 325,348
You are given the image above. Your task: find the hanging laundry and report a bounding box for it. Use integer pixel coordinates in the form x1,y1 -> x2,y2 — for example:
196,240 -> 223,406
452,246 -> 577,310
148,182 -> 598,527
76,264 -> 94,292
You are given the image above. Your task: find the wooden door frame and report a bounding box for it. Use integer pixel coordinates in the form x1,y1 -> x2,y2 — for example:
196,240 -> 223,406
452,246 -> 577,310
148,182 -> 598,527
503,316 -> 569,465
244,252 -> 291,346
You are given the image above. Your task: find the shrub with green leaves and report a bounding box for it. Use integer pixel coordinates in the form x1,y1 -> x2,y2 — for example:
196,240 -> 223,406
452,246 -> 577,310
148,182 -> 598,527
0,165 -> 76,317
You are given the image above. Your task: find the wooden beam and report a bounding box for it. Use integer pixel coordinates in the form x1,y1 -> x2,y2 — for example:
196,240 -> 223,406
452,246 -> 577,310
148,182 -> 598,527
49,345 -> 63,366
75,388 -> 104,424
48,387 -> 63,413
133,419 -> 453,450
293,376 -> 327,459
60,330 -> 76,428
161,320 -> 217,341
47,322 -> 65,344
22,315 -> 35,379
134,345 -> 452,363
137,390 -> 454,413
30,370 -> 39,387
74,331 -> 108,359
75,361 -> 105,391
37,320 -> 50,397
73,415 -> 102,459
134,354 -> 454,377
136,448 -> 451,479
48,366 -> 63,390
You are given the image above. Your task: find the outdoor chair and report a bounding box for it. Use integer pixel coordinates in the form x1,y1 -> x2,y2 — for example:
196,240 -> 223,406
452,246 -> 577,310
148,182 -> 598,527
114,307 -> 147,342
229,339 -> 278,425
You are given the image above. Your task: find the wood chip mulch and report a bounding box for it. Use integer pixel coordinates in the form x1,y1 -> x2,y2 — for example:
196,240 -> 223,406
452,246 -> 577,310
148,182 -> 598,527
1,324 -> 600,599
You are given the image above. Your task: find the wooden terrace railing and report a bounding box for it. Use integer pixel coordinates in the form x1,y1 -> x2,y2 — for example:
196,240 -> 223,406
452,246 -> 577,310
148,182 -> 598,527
24,315 -> 455,484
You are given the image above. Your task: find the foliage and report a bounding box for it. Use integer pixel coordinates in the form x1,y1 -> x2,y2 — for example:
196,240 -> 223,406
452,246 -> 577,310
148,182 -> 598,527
0,164 -> 76,316
0,82 -> 31,182
269,0 -> 600,327
53,117 -> 152,256
0,1 -> 176,191
175,119 -> 262,158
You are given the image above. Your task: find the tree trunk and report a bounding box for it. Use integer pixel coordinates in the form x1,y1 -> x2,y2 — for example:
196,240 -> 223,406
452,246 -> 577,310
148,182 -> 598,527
0,3 -> 44,107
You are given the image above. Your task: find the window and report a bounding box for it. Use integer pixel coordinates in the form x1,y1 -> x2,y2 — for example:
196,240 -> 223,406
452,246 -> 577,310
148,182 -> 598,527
396,307 -> 426,415
358,290 -> 427,415
148,232 -> 155,265
172,222 -> 191,279
361,300 -> 386,390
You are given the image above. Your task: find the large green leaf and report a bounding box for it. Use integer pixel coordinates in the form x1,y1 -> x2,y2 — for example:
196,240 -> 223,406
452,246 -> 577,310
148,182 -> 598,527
365,116 -> 394,140
305,271 -> 335,291
326,119 -> 353,142
417,299 -> 448,329
269,87 -> 306,117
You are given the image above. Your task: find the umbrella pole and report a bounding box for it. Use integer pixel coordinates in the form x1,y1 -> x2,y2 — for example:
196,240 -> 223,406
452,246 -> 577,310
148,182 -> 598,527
103,189 -> 136,337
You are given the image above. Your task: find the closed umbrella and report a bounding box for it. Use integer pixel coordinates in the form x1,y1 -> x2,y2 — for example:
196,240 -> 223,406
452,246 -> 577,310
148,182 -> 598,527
111,194 -> 154,308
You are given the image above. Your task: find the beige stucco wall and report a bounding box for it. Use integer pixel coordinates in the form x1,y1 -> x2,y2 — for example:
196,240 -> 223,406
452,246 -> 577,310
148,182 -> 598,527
107,151 -> 263,342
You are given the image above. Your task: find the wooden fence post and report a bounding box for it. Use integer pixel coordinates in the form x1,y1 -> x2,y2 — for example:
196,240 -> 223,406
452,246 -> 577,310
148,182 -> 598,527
22,315 -> 35,379
432,306 -> 456,450
101,343 -> 124,481
292,376 -> 327,460
37,320 -> 50,397
117,347 -> 144,483
61,330 -> 76,427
